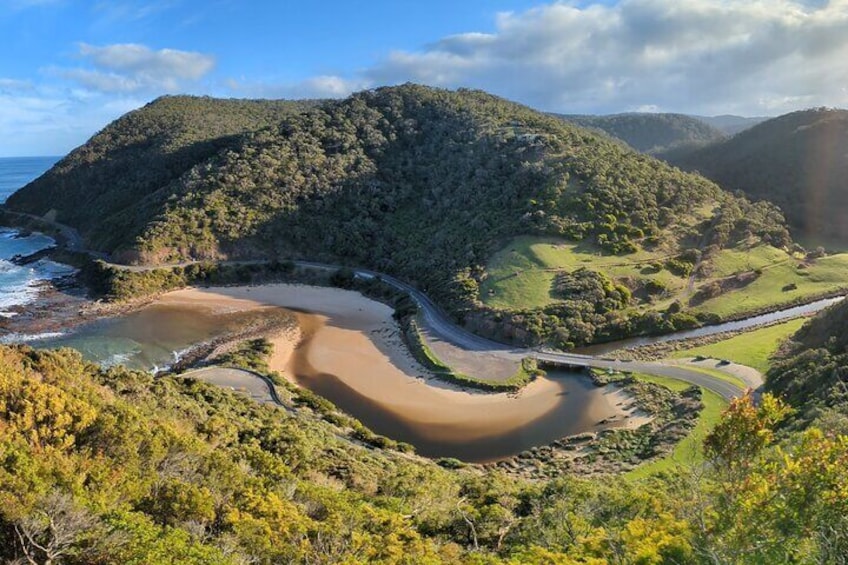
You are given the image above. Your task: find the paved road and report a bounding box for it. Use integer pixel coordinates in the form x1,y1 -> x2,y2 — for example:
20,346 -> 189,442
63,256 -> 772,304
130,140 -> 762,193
328,264 -> 751,401
179,366 -> 285,406
0,208 -> 803,401
0,209 -> 108,259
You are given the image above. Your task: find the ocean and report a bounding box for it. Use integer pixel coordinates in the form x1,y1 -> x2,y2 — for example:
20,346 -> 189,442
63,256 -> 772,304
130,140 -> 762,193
0,156 -> 75,318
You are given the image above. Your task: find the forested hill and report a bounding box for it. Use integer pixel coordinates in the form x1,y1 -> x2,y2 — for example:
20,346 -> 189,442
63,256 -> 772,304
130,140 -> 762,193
7,85 -> 787,314
5,95 -> 317,231
553,112 -> 725,154
767,298 -> 848,425
693,114 -> 767,136
668,108 -> 848,244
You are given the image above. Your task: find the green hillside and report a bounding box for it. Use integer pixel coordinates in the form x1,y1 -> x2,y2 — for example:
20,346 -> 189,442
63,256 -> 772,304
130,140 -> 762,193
1,343 -> 846,563
6,85 -> 791,347
766,298 -> 848,425
692,114 -> 767,135
554,112 -> 725,154
669,108 -> 848,245
5,95 -> 316,246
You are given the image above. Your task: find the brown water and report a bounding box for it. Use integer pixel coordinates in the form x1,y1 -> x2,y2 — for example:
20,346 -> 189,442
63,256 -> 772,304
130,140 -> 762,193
295,367 -> 621,462
35,297 -> 631,463
288,317 -> 627,463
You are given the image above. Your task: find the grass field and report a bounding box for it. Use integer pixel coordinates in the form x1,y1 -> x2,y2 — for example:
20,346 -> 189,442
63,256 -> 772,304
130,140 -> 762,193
692,250 -> 848,318
481,235 -> 848,318
671,318 -> 805,373
480,235 -> 682,310
626,373 -> 728,479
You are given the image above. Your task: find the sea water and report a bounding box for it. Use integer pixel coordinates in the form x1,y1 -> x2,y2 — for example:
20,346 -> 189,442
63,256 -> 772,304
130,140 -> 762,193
0,156 -> 75,318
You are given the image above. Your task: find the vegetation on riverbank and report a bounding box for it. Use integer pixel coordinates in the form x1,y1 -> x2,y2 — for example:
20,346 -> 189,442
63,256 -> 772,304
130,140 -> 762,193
625,373 -> 728,478
2,331 -> 847,563
79,259 -> 310,300
400,316 -> 543,391
489,369 -> 706,479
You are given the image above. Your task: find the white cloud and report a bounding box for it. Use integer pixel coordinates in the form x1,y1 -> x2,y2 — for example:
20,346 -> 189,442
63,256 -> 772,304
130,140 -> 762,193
0,78 -> 33,92
227,75 -> 368,100
0,87 -> 145,156
59,43 -> 215,93
344,0 -> 848,115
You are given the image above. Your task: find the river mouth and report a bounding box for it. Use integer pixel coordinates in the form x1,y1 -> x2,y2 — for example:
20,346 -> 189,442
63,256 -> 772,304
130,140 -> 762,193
27,284 -> 642,463
33,303 -> 296,370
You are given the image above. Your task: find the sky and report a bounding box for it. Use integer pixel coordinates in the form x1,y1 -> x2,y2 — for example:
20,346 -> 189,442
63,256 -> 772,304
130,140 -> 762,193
1,0 -> 847,156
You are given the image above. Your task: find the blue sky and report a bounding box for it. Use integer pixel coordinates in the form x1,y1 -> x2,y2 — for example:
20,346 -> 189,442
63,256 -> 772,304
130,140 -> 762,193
1,0 -> 847,156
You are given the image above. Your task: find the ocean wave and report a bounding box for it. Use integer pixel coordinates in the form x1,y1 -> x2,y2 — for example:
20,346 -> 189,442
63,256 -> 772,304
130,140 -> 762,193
0,331 -> 66,344
0,231 -> 77,316
100,351 -> 137,369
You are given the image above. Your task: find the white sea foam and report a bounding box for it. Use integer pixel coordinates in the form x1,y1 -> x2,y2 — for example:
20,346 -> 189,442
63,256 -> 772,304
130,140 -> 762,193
0,158 -> 76,317
0,236 -> 77,317
0,331 -> 66,344
100,352 -> 136,369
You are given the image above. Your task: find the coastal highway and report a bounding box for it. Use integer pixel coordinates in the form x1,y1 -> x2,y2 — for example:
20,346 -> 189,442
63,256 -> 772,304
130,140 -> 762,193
308,262 -> 756,401
0,208 -> 786,400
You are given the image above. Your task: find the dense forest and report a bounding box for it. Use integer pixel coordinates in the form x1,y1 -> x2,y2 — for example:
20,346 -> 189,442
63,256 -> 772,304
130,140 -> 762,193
668,108 -> 848,244
767,298 -> 848,427
553,112 -> 725,154
1,341 -> 846,564
6,85 -> 791,346
5,96 -> 316,235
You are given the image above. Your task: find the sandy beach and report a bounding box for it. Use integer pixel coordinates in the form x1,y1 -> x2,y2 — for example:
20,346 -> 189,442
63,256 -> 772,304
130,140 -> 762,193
157,284 -> 650,446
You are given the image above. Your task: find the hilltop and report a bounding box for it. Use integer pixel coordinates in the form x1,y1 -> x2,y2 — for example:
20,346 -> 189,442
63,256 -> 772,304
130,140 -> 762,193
693,114 -> 767,136
5,95 -> 316,237
669,108 -> 848,244
6,85 -> 792,346
553,112 -> 725,154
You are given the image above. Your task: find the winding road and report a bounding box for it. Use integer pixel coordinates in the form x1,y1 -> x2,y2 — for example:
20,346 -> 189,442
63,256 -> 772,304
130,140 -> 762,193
5,207 -> 832,401
300,262 -> 757,401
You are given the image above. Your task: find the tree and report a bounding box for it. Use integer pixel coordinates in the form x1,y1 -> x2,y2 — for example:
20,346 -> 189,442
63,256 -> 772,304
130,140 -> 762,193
13,492 -> 100,565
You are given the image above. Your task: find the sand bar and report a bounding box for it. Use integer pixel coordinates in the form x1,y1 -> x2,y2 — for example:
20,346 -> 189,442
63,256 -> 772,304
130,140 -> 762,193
157,284 -> 649,445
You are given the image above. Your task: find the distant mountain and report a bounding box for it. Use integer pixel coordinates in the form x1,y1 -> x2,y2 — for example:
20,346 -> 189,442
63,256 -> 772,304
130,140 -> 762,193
669,108 -> 848,243
693,114 -> 768,135
553,112 -> 725,154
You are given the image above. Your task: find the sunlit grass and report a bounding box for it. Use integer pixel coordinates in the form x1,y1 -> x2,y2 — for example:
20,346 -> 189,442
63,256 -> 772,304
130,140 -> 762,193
482,235 -> 848,319
480,235 -> 683,310
670,318 -> 805,373
693,252 -> 848,318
